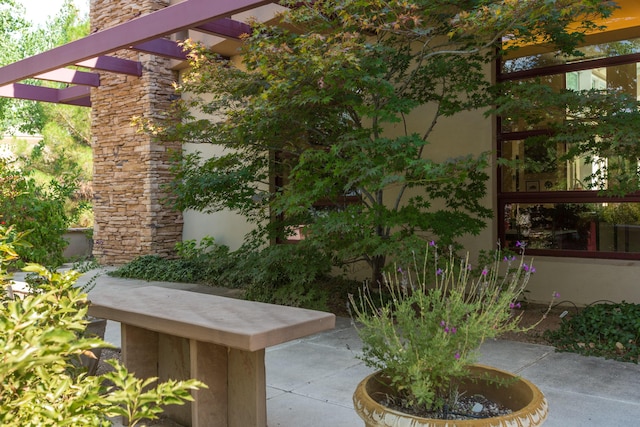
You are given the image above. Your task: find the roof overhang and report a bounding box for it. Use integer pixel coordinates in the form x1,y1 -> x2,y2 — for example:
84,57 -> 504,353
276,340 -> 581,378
0,0 -> 274,107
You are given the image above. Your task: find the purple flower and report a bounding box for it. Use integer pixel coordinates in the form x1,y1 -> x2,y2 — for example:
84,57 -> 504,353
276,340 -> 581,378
440,320 -> 446,327
444,327 -> 449,333
436,268 -> 443,276
454,352 -> 460,360
553,292 -> 561,299
481,268 -> 488,276
467,264 -> 472,270
451,327 -> 457,334
397,267 -> 404,274
509,302 -> 521,309
429,240 -> 436,247
516,241 -> 526,248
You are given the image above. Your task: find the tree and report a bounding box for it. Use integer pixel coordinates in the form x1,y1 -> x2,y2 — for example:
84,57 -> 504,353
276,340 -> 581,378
0,0 -> 89,135
150,0 -> 615,282
1,1 -> 92,230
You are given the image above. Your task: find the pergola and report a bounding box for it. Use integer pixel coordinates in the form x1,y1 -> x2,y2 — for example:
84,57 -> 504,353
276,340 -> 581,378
0,0 -> 277,106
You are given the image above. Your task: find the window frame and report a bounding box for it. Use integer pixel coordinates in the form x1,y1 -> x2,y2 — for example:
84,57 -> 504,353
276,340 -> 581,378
497,45 -> 640,260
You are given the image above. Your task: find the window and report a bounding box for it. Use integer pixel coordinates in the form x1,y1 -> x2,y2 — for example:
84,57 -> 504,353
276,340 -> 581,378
497,37 -> 640,258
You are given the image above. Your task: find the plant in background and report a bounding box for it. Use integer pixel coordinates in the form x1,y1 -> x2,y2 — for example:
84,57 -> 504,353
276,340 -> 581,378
545,301 -> 640,364
0,158 -> 78,267
0,226 -> 204,426
350,242 -> 553,418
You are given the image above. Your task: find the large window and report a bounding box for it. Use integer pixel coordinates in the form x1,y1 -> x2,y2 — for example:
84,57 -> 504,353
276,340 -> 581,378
498,38 -> 640,258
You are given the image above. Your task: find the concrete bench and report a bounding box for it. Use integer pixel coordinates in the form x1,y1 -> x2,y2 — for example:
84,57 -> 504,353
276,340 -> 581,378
88,286 -> 335,427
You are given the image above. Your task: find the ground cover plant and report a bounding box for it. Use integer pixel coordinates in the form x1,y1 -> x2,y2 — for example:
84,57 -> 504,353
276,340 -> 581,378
544,301 -> 640,363
111,241 -> 640,366
110,238 -> 360,313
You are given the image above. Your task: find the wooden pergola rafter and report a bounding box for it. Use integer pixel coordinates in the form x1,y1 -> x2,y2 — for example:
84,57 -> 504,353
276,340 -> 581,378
0,0 -> 271,107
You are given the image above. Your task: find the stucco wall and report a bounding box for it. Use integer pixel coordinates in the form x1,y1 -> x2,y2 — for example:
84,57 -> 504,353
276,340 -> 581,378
526,257 -> 640,305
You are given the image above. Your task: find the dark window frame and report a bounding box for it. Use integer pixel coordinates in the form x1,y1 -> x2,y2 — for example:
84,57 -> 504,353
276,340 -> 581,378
497,45 -> 640,259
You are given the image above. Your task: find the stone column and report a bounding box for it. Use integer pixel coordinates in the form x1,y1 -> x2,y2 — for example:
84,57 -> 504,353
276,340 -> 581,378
90,0 -> 182,264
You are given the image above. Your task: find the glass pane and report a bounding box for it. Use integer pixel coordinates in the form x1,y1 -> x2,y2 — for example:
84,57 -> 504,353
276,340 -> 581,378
502,38 -> 640,74
501,139 -> 570,192
503,203 -> 640,253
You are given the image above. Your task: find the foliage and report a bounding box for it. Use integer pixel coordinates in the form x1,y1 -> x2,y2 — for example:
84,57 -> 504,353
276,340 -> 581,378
1,0 -> 89,135
544,302 -> 640,363
110,238 -> 341,311
110,238 -> 233,286
144,0 -> 614,282
1,2 -> 93,227
350,242 -> 554,415
238,244 -> 332,311
0,159 -> 81,267
0,226 -> 204,426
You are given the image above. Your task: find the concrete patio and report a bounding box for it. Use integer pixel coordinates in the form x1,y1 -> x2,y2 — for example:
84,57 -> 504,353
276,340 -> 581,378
16,269 -> 640,426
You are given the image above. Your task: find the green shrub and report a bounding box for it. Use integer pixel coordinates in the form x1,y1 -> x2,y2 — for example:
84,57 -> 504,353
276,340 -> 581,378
110,238 -> 234,285
237,244 -> 332,311
0,159 -> 77,267
111,239 -> 336,311
351,243 -> 552,414
0,226 -> 205,426
544,302 -> 640,363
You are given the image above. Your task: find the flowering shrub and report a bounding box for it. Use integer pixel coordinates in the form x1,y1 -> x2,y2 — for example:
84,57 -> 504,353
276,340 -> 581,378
349,242 -> 553,415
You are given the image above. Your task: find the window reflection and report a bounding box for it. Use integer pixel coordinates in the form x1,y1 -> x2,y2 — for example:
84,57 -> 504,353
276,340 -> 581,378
504,203 -> 640,253
502,38 -> 640,74
501,61 -> 640,193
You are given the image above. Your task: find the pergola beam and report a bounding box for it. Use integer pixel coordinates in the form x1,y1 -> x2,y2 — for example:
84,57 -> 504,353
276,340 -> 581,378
0,83 -> 91,106
76,56 -> 143,76
130,38 -> 189,60
194,18 -> 252,39
35,69 -> 100,86
0,0 -> 273,87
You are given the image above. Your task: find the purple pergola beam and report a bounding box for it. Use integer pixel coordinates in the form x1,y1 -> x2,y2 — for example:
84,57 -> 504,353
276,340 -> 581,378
0,0 -> 274,87
194,18 -> 252,39
0,83 -> 91,106
130,39 -> 189,60
35,69 -> 100,86
76,56 -> 143,76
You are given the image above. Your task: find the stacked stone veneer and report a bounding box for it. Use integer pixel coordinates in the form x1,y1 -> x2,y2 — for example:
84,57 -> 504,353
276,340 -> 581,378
90,0 -> 183,264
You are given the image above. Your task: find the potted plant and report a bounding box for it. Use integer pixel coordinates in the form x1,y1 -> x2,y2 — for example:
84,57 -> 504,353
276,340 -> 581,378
350,242 -> 553,426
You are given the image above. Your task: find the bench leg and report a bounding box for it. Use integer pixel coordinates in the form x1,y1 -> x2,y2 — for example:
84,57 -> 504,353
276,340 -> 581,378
121,325 -> 267,427
190,340 -> 229,427
228,348 -> 266,427
121,323 -> 158,379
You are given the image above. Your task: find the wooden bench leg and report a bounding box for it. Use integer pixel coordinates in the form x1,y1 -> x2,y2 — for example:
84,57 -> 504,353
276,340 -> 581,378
121,325 -> 267,427
121,323 -> 158,379
190,340 -> 229,427
228,348 -> 266,427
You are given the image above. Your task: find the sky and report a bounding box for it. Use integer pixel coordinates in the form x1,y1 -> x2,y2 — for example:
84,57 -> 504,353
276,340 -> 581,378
23,0 -> 89,27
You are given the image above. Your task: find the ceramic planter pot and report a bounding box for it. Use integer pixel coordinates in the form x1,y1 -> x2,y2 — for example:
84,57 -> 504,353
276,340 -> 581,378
353,364 -> 548,427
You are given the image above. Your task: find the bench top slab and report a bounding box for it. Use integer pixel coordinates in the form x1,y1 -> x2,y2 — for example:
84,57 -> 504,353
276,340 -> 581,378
88,286 -> 335,352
